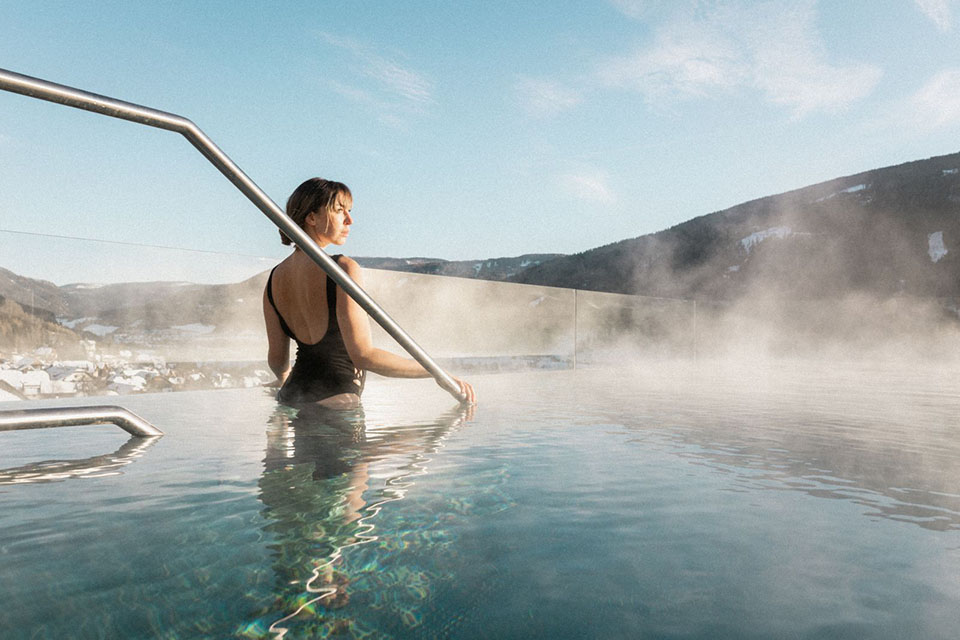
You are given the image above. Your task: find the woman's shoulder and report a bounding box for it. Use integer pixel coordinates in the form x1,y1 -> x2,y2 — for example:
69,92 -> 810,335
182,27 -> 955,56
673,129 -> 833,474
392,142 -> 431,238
335,254 -> 361,273
332,255 -> 365,289
267,254 -> 296,282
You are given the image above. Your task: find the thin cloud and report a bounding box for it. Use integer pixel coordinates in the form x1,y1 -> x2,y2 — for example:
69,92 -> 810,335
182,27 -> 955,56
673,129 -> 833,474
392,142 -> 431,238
865,68 -> 960,136
516,77 -> 583,116
608,0 -> 675,21
558,170 -> 617,204
362,56 -> 433,105
907,69 -> 960,128
598,0 -> 881,117
598,21 -> 745,101
317,32 -> 435,127
913,0 -> 954,31
329,81 -> 374,106
747,2 -> 882,116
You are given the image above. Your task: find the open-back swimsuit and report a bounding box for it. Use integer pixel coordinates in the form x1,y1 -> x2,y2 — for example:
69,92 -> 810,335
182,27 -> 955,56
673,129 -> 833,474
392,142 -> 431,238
266,256 -> 365,404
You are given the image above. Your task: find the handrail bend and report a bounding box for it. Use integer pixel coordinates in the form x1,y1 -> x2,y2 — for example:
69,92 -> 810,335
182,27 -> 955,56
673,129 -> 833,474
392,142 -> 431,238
0,405 -> 163,437
0,67 -> 467,403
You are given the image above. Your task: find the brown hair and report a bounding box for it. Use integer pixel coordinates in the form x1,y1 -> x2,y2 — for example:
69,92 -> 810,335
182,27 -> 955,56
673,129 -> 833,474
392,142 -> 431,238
280,178 -> 352,245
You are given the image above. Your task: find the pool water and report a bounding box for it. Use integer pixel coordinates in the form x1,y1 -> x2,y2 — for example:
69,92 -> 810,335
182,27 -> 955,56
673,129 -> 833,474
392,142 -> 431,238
2,362 -> 960,639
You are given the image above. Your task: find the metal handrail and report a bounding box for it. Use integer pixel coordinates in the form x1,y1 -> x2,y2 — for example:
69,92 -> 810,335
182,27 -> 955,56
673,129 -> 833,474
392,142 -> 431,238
0,67 -> 467,403
0,405 -> 163,437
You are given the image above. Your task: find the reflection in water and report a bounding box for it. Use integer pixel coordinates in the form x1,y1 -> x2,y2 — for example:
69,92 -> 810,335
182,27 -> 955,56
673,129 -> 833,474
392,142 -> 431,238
252,402 -> 474,638
0,436 -> 161,485
607,365 -> 960,532
677,433 -> 960,532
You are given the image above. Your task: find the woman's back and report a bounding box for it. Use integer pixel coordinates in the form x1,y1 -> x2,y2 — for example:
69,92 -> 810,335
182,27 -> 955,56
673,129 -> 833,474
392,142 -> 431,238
268,252 -> 333,345
266,252 -> 365,405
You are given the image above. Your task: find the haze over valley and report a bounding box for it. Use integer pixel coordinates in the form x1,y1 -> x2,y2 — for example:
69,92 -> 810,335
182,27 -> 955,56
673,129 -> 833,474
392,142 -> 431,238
3,150 -> 960,363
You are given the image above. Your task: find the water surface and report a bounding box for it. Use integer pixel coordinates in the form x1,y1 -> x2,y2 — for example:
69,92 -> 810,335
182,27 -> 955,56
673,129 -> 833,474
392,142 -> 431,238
1,362 -> 959,638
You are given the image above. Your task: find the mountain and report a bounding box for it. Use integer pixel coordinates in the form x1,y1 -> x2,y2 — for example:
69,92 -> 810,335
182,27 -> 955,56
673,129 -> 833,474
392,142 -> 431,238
60,274 -> 267,331
0,295 -> 86,356
356,254 -> 562,280
0,270 -> 270,360
0,266 -> 66,318
513,151 -> 960,301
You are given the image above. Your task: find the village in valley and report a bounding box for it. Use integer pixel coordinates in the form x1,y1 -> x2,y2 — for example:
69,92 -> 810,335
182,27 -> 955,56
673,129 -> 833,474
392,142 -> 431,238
0,338 -> 273,402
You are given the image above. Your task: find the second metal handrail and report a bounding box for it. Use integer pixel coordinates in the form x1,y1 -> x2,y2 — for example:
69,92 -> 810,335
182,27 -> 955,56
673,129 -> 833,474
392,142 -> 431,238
0,67 -> 467,403
0,405 -> 163,437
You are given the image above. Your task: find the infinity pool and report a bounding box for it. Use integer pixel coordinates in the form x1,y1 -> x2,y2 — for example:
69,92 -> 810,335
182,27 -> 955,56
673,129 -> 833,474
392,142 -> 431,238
2,362 -> 960,638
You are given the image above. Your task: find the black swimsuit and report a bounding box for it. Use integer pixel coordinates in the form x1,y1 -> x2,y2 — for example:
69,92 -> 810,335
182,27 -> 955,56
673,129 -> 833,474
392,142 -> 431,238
267,257 -> 366,404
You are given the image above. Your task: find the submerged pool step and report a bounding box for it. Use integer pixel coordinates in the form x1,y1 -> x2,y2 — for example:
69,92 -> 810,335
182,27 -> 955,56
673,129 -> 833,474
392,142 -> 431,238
0,406 -> 163,437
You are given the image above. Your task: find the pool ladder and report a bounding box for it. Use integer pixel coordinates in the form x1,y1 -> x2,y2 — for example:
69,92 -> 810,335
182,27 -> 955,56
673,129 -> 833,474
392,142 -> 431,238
0,406 -> 163,437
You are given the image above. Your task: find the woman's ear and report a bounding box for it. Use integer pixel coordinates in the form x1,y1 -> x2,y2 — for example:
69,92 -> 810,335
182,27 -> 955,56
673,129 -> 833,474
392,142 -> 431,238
304,210 -> 329,236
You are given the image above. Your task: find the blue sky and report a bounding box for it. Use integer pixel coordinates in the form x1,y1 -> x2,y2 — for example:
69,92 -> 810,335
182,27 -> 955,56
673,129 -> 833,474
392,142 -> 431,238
2,0 -> 960,284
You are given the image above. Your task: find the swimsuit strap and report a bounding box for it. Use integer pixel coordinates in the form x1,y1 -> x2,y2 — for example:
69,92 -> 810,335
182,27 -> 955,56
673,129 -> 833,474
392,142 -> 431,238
325,255 -> 344,330
266,266 -> 296,340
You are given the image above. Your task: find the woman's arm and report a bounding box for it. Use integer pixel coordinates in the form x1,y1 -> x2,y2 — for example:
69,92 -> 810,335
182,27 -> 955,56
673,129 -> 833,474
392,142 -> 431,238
335,257 -> 476,403
262,284 -> 291,384
336,256 -> 431,378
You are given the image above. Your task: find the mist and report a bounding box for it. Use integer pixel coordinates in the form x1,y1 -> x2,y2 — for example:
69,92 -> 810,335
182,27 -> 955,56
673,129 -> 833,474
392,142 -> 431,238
5,151 -> 960,392
6,245 -> 960,384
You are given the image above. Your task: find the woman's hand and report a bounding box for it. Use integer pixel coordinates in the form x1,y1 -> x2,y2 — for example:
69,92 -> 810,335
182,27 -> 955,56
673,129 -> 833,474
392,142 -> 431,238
448,376 -> 476,405
265,375 -> 286,389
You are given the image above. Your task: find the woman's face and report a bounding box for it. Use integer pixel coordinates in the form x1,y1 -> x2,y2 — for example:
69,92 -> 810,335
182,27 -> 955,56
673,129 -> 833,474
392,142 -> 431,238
307,192 -> 353,246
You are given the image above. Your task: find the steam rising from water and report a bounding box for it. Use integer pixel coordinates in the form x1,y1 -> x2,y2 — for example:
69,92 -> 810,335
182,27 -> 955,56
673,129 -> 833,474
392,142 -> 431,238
579,174 -> 960,367
6,195 -> 960,373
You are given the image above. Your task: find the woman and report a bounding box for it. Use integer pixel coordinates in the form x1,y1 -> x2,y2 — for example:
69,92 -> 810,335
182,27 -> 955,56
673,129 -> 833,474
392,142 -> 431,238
263,178 -> 475,409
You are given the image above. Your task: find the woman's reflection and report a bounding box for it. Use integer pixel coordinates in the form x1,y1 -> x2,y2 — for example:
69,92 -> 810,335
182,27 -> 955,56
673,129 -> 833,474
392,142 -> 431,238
254,402 -> 474,637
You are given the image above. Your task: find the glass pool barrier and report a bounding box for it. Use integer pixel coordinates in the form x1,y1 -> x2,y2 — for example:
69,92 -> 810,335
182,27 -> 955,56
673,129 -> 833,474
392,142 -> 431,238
0,231 -> 700,404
